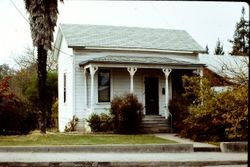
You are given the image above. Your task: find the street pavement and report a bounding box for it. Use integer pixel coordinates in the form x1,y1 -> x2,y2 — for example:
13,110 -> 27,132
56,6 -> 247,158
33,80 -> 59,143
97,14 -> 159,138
0,152 -> 247,162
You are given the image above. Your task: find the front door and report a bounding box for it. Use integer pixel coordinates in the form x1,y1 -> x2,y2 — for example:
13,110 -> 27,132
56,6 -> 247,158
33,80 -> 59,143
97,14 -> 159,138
145,77 -> 159,115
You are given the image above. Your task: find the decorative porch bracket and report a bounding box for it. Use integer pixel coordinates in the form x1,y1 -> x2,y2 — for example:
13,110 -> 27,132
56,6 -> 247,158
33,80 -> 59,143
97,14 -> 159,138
89,65 -> 98,112
162,68 -> 172,119
127,67 -> 137,93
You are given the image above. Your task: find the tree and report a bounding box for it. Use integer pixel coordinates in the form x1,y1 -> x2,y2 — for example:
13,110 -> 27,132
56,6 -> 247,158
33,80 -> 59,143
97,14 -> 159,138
229,7 -> 249,56
219,56 -> 248,86
14,47 -> 57,72
214,38 -> 225,55
0,64 -> 15,81
24,71 -> 58,128
24,0 -> 63,134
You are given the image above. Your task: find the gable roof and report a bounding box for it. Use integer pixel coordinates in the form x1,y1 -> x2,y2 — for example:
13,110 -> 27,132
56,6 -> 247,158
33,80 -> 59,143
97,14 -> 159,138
58,24 -> 205,53
199,54 -> 249,80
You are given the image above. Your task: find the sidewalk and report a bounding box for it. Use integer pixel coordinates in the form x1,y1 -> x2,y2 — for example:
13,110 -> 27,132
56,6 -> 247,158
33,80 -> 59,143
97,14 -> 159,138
155,133 -> 217,148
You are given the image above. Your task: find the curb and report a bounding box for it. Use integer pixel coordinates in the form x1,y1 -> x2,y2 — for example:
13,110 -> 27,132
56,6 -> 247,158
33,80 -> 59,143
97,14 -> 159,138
194,147 -> 220,152
0,144 -> 193,153
0,160 -> 247,167
220,142 -> 248,152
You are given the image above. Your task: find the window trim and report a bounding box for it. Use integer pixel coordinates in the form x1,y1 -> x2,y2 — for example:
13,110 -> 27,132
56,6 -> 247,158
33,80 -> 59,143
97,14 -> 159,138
63,73 -> 66,103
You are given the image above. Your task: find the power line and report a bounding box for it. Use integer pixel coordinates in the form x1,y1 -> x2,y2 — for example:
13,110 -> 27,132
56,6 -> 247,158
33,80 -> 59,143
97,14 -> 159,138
10,0 -> 30,24
9,0 -> 73,57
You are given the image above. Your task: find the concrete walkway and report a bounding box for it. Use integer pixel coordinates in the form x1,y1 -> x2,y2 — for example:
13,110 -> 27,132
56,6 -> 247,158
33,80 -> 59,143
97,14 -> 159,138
155,133 -> 217,148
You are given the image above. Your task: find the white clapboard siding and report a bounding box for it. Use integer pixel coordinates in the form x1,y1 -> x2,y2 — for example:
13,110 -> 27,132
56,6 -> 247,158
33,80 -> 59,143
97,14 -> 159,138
58,37 -> 74,132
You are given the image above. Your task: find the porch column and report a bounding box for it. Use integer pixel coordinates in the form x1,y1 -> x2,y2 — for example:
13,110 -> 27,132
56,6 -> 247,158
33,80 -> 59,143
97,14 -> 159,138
127,67 -> 137,93
197,68 -> 204,105
162,68 -> 172,119
83,69 -> 87,108
89,65 -> 98,112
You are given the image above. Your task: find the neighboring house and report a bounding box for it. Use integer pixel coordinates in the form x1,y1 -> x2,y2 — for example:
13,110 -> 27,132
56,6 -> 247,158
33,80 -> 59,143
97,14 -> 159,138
53,24 -> 206,132
199,54 -> 249,92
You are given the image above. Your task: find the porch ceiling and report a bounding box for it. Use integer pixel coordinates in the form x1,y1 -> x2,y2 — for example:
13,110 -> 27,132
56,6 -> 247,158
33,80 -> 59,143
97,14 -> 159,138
79,55 -> 205,69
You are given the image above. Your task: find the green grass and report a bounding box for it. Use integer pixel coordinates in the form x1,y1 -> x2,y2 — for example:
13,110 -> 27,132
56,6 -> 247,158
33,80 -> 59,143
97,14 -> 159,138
208,142 -> 220,146
0,131 -> 176,146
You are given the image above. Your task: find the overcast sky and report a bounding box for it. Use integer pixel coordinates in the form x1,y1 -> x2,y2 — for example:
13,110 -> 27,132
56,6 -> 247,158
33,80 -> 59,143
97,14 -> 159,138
0,0 -> 248,68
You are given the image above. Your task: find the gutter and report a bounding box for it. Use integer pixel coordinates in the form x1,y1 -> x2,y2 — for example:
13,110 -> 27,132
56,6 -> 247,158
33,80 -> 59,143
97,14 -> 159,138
69,46 -> 206,55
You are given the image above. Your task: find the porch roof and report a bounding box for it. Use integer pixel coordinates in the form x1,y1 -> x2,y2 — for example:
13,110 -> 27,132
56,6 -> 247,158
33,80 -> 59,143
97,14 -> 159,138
79,55 -> 205,68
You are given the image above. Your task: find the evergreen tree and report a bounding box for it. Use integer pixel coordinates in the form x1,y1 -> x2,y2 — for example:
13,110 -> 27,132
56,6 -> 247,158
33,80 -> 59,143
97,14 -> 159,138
229,7 -> 249,56
214,38 -> 225,55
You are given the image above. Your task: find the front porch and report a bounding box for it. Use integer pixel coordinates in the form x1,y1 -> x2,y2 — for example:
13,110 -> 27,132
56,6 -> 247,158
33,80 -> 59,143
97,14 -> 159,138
79,55 -> 205,120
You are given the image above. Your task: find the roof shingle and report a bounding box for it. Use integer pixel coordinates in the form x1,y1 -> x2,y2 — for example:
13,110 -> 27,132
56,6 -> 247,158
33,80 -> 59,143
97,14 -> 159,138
59,24 -> 205,53
80,55 -> 205,67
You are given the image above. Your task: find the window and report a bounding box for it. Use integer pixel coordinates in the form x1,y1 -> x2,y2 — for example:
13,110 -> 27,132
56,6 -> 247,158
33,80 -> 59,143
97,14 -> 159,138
63,73 -> 66,103
98,70 -> 110,102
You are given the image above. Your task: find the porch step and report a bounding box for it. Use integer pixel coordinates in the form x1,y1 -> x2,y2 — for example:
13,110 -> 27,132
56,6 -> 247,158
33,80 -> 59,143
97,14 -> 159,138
140,115 -> 172,133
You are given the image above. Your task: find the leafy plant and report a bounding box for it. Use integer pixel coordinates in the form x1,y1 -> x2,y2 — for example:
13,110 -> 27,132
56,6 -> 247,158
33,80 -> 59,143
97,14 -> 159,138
64,115 -> 79,132
86,113 -> 101,132
86,112 -> 114,132
99,113 -> 114,132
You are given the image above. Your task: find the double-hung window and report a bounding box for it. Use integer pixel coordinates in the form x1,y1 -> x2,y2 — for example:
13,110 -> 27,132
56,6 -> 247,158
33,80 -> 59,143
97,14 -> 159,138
98,70 -> 110,102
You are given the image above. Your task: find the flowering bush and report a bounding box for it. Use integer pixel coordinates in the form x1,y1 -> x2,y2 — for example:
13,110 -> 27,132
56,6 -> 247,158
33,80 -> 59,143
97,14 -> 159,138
178,76 -> 248,141
0,77 -> 37,135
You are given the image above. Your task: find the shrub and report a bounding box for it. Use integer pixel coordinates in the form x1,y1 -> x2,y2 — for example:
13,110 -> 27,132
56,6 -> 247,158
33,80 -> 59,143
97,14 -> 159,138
51,100 -> 58,129
24,71 -> 58,128
178,76 -> 248,141
179,76 -> 227,141
64,115 -> 79,132
169,75 -> 209,134
218,85 -> 248,141
86,112 -> 114,132
0,77 -> 37,135
99,113 -> 114,132
110,93 -> 143,134
86,113 -> 101,132
168,96 -> 189,133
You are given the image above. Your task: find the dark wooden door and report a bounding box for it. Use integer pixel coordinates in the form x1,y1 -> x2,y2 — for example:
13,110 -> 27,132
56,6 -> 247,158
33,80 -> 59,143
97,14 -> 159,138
145,77 -> 159,115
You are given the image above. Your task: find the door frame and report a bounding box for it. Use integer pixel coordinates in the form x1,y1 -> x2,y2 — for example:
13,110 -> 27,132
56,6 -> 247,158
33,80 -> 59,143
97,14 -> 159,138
144,76 -> 159,115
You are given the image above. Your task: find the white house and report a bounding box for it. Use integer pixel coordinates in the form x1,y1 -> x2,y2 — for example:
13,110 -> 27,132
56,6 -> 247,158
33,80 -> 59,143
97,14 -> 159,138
53,24 -> 206,132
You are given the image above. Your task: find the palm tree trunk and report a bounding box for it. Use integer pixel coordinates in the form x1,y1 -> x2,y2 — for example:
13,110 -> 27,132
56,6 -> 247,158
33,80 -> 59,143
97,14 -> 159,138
37,45 -> 48,134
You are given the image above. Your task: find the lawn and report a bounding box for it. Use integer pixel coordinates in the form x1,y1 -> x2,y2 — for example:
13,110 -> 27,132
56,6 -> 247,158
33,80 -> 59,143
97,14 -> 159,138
0,131 -> 176,146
